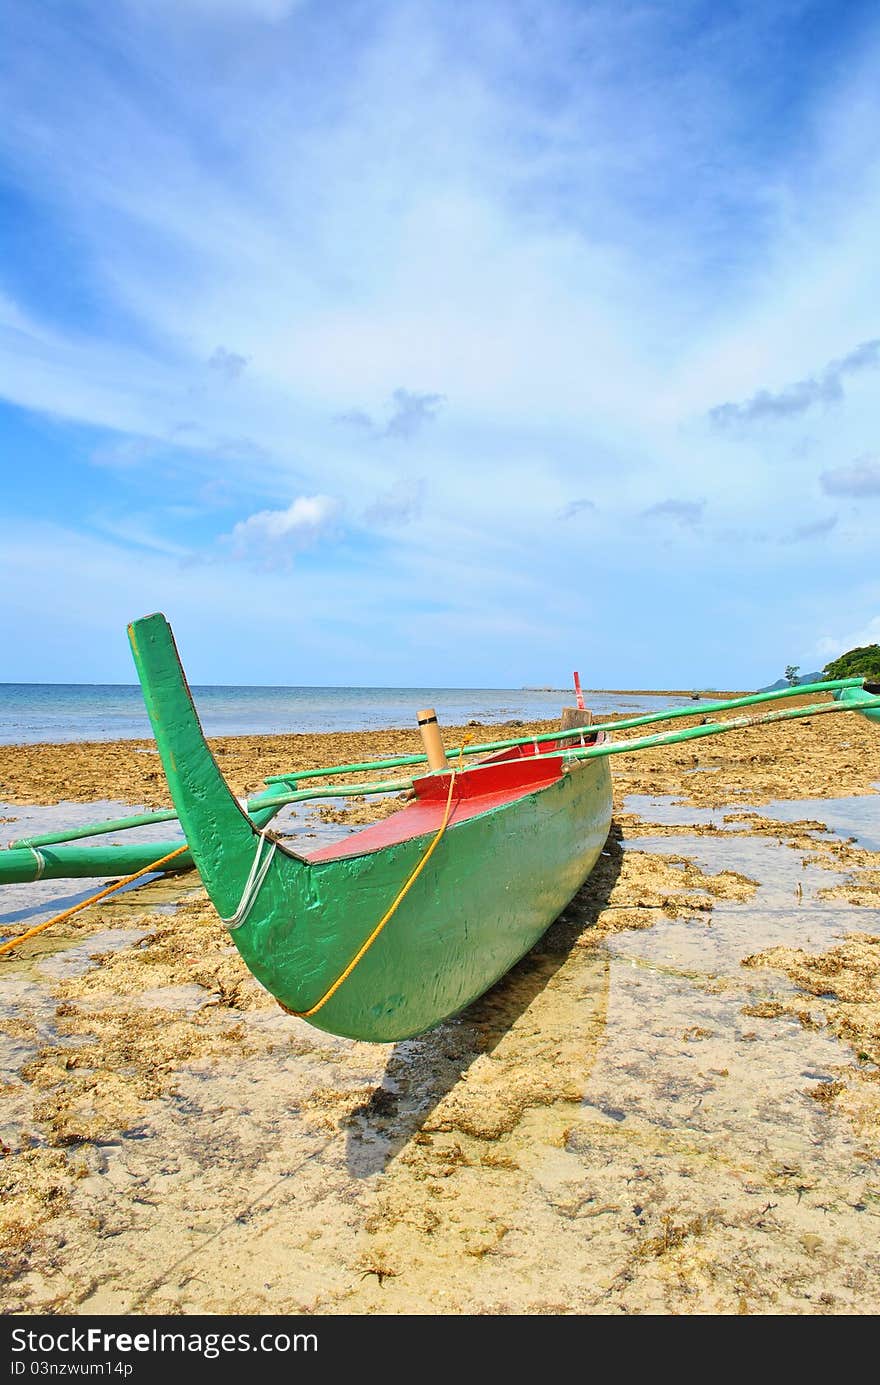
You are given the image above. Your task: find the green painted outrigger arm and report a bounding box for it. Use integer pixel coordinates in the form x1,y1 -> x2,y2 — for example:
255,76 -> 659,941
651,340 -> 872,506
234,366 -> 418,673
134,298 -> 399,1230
128,612 -> 614,1042
262,674 -> 872,788
0,839 -> 190,887
0,796 -> 283,887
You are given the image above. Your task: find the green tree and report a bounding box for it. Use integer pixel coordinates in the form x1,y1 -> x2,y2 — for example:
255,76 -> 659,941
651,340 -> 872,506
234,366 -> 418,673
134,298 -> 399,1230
822,644 -> 880,680
784,664 -> 800,686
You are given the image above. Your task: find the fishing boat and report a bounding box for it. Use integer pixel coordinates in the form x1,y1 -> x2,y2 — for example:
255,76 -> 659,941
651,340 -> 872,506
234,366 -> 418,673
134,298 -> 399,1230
2,611 -> 878,1044
127,614 -> 613,1042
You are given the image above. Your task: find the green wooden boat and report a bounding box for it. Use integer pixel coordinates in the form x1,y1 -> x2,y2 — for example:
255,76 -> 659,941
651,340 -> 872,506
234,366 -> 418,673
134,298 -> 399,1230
128,612 -> 614,1042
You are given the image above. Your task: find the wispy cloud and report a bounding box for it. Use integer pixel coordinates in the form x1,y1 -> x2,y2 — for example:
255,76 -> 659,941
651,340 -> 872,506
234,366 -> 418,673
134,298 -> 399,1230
88,511 -> 196,559
334,389 -> 446,440
144,0 -> 307,19
364,478 -> 426,526
642,499 -> 705,527
787,514 -> 838,542
208,346 -> 249,382
558,498 -> 596,520
90,436 -> 159,469
820,454 -> 880,496
384,389 -> 445,439
334,408 -> 374,432
708,339 -> 880,428
181,1 -> 306,19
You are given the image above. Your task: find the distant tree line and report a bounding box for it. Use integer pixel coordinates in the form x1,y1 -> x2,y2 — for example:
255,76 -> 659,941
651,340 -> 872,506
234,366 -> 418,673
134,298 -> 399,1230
822,644 -> 880,680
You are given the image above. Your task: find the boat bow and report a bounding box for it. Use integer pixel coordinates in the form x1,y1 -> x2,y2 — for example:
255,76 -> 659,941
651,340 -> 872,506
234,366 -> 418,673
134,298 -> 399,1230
127,612 -> 613,1041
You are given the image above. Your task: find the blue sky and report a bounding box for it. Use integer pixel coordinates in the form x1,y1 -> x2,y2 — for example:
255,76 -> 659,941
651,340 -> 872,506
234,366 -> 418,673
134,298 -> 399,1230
1,0 -> 879,687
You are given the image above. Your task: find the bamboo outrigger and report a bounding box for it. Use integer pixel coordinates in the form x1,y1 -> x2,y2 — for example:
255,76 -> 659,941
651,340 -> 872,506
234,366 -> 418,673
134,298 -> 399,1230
2,611 -> 878,1042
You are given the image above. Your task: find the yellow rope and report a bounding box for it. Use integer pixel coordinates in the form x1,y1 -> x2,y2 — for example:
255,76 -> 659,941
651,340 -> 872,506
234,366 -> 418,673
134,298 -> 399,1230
0,844 -> 189,956
287,770 -> 458,1018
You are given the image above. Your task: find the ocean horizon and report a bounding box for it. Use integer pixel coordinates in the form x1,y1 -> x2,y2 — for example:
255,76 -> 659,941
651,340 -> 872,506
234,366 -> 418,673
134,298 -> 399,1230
0,682 -> 699,745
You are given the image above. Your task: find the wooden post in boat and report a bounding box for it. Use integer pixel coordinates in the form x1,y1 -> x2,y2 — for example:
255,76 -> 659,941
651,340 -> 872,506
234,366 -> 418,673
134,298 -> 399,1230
561,671 -> 592,732
561,706 -> 593,731
417,708 -> 449,770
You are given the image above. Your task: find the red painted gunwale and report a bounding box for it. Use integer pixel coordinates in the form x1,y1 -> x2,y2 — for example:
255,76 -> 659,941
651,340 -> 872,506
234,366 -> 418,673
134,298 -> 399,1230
305,738 -> 594,864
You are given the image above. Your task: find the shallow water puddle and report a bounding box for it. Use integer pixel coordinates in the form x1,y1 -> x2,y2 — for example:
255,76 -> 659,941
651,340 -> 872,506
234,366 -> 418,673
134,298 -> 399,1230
507,796 -> 880,1311
754,792 -> 880,853
623,789 -> 880,852
0,795 -> 389,1135
0,800 -> 187,931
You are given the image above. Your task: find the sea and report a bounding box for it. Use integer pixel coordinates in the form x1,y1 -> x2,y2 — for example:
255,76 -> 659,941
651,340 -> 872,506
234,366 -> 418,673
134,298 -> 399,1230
0,683 -> 699,745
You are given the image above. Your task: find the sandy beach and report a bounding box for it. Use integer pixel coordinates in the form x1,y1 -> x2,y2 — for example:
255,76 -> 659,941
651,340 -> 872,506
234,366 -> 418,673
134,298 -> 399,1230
1,698 -> 879,1315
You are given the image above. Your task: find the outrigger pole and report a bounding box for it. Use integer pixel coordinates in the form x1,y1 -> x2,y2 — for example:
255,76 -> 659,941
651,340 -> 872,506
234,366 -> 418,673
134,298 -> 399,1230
263,676 -> 874,788
247,690 -> 880,813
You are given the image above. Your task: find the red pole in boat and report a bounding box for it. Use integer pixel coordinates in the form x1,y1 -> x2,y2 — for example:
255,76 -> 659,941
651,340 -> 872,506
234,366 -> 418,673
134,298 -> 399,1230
573,671 -> 585,710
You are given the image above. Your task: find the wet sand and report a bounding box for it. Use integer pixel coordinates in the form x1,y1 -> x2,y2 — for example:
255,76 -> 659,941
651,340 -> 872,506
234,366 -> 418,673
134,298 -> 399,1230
1,700 -> 879,1315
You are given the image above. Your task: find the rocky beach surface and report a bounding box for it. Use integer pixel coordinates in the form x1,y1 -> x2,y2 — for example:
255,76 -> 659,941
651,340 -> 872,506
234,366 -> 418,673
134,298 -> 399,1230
1,698 -> 878,1315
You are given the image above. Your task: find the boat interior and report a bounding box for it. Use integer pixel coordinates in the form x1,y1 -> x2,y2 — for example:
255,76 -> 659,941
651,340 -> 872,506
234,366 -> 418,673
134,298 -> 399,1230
303,730 -> 605,865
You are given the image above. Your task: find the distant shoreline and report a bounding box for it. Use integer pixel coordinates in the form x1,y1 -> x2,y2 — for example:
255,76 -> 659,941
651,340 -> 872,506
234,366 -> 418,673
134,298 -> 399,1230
581,688 -> 746,698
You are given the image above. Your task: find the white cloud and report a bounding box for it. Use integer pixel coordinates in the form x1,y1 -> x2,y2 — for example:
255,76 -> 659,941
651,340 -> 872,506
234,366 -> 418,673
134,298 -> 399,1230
227,494 -> 342,561
816,616 -> 880,659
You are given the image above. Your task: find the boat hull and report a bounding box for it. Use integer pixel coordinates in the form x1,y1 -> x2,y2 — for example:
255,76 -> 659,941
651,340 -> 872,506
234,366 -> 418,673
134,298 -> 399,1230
238,755 -> 612,1041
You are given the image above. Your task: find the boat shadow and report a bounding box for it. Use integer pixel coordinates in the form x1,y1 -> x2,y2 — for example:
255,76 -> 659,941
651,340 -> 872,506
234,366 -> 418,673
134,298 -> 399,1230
0,884 -> 113,930
342,822 -> 623,1176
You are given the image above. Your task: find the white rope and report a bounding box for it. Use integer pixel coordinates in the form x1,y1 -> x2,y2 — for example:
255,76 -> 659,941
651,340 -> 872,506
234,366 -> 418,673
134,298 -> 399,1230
30,847 -> 46,882
220,833 -> 278,931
